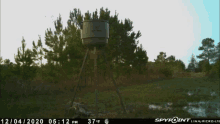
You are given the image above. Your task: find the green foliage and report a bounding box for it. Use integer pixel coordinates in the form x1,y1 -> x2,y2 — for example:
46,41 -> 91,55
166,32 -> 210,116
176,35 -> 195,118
208,55 -> 220,79
132,44 -> 148,74
153,52 -> 186,75
175,59 -> 186,71
2,7 -> 150,86
197,60 -> 206,72
22,65 -> 38,80
14,37 -> 37,81
195,39 -> 220,75
154,52 -> 167,63
0,59 -> 15,81
203,61 -> 212,73
0,57 -> 3,64
216,58 -> 220,78
0,59 -> 25,100
213,42 -> 220,63
159,66 -> 173,78
196,38 -> 217,64
166,55 -> 176,62
40,64 -> 62,83
42,11 -> 85,83
206,64 -> 219,79
32,35 -> 44,67
187,53 -> 198,72
185,68 -> 191,72
64,7 -> 145,78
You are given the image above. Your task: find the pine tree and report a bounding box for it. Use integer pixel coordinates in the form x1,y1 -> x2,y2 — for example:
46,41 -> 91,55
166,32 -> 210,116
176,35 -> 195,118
68,7 -> 144,77
175,59 -> 186,71
154,52 -> 167,63
132,44 -> 148,74
197,38 -> 217,64
187,53 -> 198,72
32,35 -> 44,78
213,42 -> 220,64
40,7 -> 146,82
14,37 -> 37,81
166,55 -> 176,62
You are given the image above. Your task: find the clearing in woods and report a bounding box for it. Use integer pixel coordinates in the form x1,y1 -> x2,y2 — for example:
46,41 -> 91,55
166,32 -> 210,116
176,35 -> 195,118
1,73 -> 219,118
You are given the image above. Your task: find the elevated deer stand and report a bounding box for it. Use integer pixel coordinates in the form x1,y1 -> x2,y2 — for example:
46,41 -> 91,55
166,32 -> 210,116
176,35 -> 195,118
69,19 -> 127,118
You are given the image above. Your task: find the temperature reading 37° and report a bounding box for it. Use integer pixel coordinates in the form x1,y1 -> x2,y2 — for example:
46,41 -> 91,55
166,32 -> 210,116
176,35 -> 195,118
88,119 -> 99,124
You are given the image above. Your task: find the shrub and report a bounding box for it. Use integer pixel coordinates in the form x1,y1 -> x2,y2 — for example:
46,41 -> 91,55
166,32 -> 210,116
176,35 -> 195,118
206,61 -> 220,79
206,71 -> 217,79
195,68 -> 202,73
41,64 -> 63,83
159,66 -> 173,78
215,60 -> 220,79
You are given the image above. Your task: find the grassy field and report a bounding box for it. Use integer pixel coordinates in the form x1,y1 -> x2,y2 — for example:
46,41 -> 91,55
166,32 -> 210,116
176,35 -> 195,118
1,72 -> 219,118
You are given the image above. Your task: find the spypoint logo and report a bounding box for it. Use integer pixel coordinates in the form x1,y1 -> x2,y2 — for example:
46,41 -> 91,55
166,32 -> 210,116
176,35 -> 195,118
155,117 -> 190,123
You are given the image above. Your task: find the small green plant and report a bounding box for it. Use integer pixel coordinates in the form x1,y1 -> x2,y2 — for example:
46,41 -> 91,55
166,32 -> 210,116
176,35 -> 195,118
159,67 -> 173,78
206,65 -> 219,79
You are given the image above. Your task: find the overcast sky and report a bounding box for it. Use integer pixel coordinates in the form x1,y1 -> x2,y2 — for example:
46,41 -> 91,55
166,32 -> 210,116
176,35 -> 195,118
1,0 -> 219,67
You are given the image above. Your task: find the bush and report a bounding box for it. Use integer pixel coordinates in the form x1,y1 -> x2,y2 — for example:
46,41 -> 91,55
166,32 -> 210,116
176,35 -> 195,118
215,61 -> 220,79
159,66 -> 173,78
195,68 -> 202,73
202,62 -> 212,73
41,64 -> 63,83
206,71 -> 217,79
206,61 -> 220,79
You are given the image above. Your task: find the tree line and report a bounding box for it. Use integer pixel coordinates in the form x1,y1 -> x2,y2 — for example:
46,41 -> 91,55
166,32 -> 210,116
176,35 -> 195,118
0,7 -> 219,86
187,38 -> 220,75
0,7 -> 148,84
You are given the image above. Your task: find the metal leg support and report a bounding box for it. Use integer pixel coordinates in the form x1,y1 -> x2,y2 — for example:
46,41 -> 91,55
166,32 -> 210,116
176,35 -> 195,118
70,48 -> 89,107
102,49 -> 127,114
93,47 -> 98,118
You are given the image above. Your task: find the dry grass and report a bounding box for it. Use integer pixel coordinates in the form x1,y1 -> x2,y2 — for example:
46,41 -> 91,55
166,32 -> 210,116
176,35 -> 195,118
19,69 -> 205,96
2,66 -> 217,118
1,68 -> 218,118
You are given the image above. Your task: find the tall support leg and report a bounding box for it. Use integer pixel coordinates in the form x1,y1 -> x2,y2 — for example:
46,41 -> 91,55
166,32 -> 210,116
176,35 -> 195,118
93,47 -> 98,118
102,49 -> 127,114
71,48 -> 89,107
84,63 -> 87,87
81,61 -> 86,88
